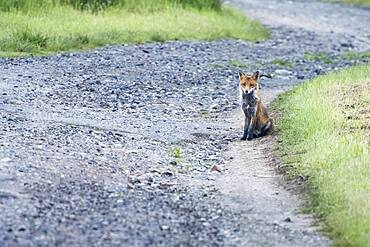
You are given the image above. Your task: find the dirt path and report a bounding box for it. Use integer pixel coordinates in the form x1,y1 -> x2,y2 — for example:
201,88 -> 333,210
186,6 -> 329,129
215,90 -> 329,246
1,0 -> 369,246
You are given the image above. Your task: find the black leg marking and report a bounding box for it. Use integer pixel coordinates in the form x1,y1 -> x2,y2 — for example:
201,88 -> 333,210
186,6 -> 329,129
246,116 -> 255,141
241,116 -> 249,140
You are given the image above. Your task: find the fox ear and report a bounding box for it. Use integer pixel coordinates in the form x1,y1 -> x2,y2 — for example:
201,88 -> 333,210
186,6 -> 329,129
238,71 -> 245,79
252,71 -> 260,80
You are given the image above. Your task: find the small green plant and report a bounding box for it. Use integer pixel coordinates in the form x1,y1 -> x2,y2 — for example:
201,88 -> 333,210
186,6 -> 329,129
210,63 -> 224,69
13,29 -> 49,48
229,59 -> 247,68
150,32 -> 167,43
169,146 -> 183,159
199,111 -> 210,118
303,52 -> 333,64
271,59 -> 293,68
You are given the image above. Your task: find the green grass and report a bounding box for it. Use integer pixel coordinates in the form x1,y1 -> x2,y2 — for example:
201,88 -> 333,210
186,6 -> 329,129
303,52 -> 333,64
169,146 -> 183,159
271,58 -> 293,68
272,65 -> 370,246
0,0 -> 223,12
0,0 -> 268,57
229,59 -> 248,68
343,50 -> 370,61
327,0 -> 370,7
302,50 -> 370,65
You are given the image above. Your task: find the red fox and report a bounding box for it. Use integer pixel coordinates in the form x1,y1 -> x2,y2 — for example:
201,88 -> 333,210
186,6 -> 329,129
239,71 -> 273,140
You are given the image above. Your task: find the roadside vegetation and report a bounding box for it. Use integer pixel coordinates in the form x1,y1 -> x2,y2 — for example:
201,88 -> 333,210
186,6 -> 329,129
272,65 -> 370,246
0,0 -> 268,57
303,50 -> 370,64
328,0 -> 370,7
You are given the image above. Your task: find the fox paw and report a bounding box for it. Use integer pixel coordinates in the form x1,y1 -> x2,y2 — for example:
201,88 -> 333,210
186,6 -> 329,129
247,135 -> 253,141
240,136 -> 247,141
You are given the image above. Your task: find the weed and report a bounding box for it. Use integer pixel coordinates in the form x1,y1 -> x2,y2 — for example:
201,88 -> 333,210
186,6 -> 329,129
229,59 -> 247,68
271,59 -> 293,68
303,52 -> 333,64
169,146 -> 183,159
342,50 -> 370,61
210,63 -> 224,69
13,29 -> 49,48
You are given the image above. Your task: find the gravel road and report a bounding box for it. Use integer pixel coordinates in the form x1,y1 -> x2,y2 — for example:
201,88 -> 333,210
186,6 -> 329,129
0,0 -> 369,246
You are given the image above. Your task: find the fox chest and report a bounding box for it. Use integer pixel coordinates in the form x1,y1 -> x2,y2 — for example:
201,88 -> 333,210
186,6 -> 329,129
241,94 -> 258,116
242,103 -> 257,116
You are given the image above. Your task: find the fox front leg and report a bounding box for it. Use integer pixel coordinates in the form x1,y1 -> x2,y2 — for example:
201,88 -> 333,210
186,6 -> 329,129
241,115 -> 250,140
246,107 -> 257,141
246,116 -> 255,140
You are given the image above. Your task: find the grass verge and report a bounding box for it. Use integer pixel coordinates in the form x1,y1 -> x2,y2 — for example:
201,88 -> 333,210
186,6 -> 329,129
0,1 -> 268,57
327,0 -> 370,7
272,65 -> 370,246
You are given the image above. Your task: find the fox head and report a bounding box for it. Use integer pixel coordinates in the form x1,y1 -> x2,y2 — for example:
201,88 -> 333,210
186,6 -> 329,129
239,71 -> 260,94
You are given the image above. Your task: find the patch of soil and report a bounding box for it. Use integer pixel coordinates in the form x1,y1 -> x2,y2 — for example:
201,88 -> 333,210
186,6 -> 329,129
338,80 -> 370,135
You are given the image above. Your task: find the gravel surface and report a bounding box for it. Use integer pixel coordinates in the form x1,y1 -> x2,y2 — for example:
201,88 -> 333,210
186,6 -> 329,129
0,0 -> 369,246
